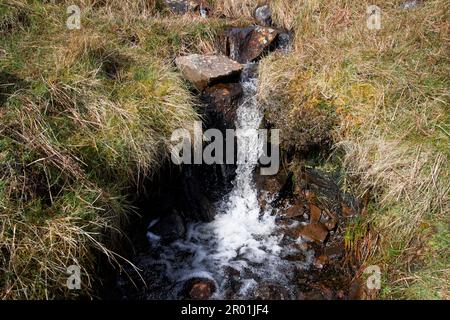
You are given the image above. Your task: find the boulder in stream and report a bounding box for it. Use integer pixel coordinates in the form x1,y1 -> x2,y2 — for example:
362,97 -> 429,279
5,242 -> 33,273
183,278 -> 216,300
202,82 -> 243,129
148,211 -> 185,243
225,26 -> 279,63
175,54 -> 243,91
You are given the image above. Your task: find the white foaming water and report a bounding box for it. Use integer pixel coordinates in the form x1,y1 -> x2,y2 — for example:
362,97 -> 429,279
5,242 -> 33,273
141,64 -> 310,299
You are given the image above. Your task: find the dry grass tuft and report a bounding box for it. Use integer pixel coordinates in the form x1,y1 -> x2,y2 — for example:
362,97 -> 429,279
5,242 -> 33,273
0,0 -> 226,299
257,0 -> 449,298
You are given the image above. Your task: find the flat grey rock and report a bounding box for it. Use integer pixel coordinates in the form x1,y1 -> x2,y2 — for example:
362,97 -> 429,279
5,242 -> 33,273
175,54 -> 243,91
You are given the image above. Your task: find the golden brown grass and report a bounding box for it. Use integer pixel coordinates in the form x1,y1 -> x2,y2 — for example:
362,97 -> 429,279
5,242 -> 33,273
256,0 -> 449,299
1,0 -> 448,300
0,0 -> 227,299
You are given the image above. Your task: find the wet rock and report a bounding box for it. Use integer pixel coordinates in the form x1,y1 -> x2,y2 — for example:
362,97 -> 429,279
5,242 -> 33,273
181,166 -> 217,221
283,203 -> 306,218
297,289 -> 325,300
324,245 -> 344,259
348,278 -> 365,300
175,54 -> 243,91
255,175 -> 283,196
224,266 -> 241,277
254,282 -> 291,300
341,202 -> 356,217
148,211 -> 185,242
298,283 -> 335,300
283,251 -> 307,262
341,193 -> 361,218
255,5 -> 272,26
183,278 -> 216,300
299,168 -> 341,205
309,204 -> 322,223
313,254 -> 329,269
316,284 -> 334,300
225,26 -> 279,63
255,174 -> 285,210
294,223 -> 329,243
320,211 -> 338,231
202,83 -> 243,129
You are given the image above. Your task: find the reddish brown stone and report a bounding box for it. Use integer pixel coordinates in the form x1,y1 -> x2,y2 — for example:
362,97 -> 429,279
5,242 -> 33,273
203,82 -> 243,125
184,278 -> 216,300
303,190 -> 316,202
309,204 -> 322,223
226,26 -> 279,63
324,245 -> 344,259
313,254 -> 329,269
284,204 -> 305,218
342,202 -> 356,217
293,223 -> 329,243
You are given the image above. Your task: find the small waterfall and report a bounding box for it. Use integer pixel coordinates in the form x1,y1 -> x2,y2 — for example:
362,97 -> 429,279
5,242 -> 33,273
135,64 -> 313,299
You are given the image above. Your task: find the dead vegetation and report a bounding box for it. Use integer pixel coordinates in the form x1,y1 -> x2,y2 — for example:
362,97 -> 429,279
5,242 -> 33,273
252,0 -> 449,299
0,0 -> 448,300
0,0 -> 228,299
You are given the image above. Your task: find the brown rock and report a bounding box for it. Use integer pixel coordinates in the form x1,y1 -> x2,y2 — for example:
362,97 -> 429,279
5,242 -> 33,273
183,278 -> 216,300
254,283 -> 291,300
313,254 -> 329,269
319,209 -> 339,230
284,203 -> 305,218
203,83 -> 242,126
348,278 -> 365,300
175,54 -> 243,91
224,266 -> 241,277
342,202 -> 356,217
309,204 -> 322,223
323,217 -> 338,231
303,190 -> 316,202
324,245 -> 344,259
282,251 -> 307,262
293,223 -> 329,243
226,26 -> 279,63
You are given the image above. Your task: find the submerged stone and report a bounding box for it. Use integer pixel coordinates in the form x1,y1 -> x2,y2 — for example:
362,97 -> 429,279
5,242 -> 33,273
183,278 -> 216,300
148,211 -> 185,242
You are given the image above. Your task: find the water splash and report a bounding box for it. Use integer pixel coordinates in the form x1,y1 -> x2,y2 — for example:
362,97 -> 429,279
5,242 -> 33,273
136,64 -> 312,299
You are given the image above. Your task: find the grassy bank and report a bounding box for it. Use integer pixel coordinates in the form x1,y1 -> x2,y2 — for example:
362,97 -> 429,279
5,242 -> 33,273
1,0 -> 448,300
0,0 -> 230,299
232,0 -> 448,299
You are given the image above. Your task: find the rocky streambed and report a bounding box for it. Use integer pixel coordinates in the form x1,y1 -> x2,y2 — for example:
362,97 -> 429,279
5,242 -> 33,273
112,3 -> 363,300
